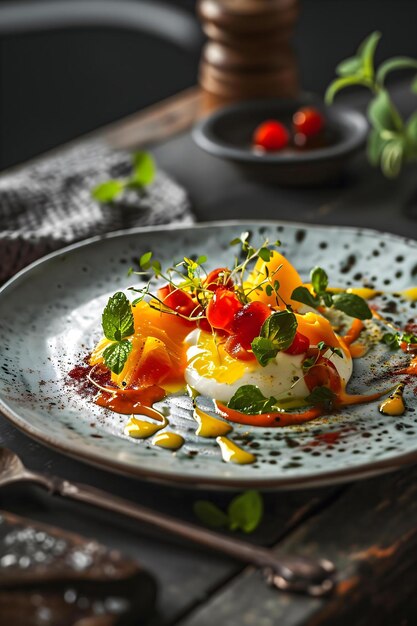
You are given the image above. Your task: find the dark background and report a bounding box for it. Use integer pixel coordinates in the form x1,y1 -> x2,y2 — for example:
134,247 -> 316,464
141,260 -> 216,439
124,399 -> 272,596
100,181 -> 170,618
1,0 -> 417,170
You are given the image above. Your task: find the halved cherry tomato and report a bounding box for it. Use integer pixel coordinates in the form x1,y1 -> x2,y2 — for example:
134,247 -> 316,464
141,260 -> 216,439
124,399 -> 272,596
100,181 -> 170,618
206,288 -> 242,332
284,332 -> 310,355
224,335 -> 256,361
231,301 -> 271,350
204,268 -> 233,292
157,284 -> 196,317
292,107 -> 324,137
253,120 -> 289,151
304,354 -> 341,393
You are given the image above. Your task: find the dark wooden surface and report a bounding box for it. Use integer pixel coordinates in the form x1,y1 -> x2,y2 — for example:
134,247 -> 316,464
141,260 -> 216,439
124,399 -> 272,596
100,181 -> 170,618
1,80 -> 417,625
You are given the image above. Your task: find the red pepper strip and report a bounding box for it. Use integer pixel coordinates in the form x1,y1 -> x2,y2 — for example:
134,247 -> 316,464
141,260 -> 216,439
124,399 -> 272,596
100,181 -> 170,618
215,401 -> 323,427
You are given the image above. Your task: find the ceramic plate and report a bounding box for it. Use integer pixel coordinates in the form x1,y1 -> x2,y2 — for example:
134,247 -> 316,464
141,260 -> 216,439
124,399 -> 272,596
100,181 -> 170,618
0,221 -> 416,489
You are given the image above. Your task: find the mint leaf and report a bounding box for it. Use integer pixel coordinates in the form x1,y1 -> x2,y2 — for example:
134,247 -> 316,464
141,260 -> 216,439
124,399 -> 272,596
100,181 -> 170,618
102,292 -> 134,341
228,385 -> 278,415
193,501 -> 229,529
103,340 -> 132,375
131,152 -> 156,188
305,386 -> 336,409
92,179 -> 124,203
311,266 -> 328,295
227,491 -> 263,533
332,293 -> 372,319
291,286 -> 320,309
376,57 -> 417,86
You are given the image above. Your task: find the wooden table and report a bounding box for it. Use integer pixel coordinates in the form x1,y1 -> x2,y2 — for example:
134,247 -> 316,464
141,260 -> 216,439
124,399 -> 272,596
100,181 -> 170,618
1,82 -> 417,626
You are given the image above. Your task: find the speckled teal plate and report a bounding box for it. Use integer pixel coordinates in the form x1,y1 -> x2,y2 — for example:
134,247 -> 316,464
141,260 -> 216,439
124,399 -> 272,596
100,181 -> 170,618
0,221 -> 416,489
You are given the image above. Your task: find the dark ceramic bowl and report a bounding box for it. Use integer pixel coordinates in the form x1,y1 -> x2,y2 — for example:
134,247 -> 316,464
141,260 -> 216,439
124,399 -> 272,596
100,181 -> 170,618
192,97 -> 368,186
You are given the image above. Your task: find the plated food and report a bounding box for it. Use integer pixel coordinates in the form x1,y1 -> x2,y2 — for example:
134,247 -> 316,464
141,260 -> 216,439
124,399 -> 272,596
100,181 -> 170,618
1,221 -> 416,488
70,231 -> 416,467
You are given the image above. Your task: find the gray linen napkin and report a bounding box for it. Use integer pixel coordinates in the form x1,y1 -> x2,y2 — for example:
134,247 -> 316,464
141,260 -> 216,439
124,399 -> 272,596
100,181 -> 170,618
0,140 -> 194,283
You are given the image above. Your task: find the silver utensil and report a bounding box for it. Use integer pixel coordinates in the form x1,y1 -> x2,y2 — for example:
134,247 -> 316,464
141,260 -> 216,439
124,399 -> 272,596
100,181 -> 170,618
0,447 -> 335,596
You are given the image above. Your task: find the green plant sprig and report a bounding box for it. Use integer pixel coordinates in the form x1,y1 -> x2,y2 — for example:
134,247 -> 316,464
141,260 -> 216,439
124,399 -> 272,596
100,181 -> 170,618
92,152 -> 156,203
325,31 -> 417,178
291,266 -> 372,320
194,490 -> 263,534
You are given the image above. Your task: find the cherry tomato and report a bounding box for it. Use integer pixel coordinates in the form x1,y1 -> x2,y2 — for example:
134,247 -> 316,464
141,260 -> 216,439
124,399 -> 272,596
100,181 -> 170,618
284,332 -> 310,355
206,288 -> 242,331
224,335 -> 256,361
231,301 -> 271,350
304,354 -> 341,393
204,267 -> 233,292
292,107 -> 324,138
253,120 -> 289,151
157,284 -> 196,317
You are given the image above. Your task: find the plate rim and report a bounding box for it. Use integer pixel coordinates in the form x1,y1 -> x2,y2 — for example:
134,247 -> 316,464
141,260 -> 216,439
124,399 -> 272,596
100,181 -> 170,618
1,219 -> 416,490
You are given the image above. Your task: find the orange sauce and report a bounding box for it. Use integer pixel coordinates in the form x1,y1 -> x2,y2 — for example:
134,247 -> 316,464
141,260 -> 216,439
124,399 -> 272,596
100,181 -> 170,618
95,385 -> 166,415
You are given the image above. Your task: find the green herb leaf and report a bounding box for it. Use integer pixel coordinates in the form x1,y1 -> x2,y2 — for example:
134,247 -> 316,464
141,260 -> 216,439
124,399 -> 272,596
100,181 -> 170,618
139,251 -> 153,270
311,266 -> 328,295
251,337 -> 280,367
381,331 -> 417,350
258,247 -> 272,262
367,129 -> 388,166
358,31 -> 381,79
380,139 -> 404,178
406,111 -> 417,154
92,179 -> 124,203
412,75 -> 417,94
103,340 -> 132,375
376,56 -> 417,86
381,332 -> 400,350
130,152 -> 156,188
291,286 -> 320,309
102,292 -> 134,341
336,56 -> 362,77
332,293 -> 372,320
228,385 -> 278,415
227,491 -> 263,533
251,310 -> 298,366
305,386 -> 336,408
368,89 -> 404,134
325,76 -> 368,105
193,501 -> 229,528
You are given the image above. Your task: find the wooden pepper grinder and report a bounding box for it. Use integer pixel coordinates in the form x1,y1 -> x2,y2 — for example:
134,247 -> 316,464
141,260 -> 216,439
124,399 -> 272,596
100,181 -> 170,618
197,0 -> 300,106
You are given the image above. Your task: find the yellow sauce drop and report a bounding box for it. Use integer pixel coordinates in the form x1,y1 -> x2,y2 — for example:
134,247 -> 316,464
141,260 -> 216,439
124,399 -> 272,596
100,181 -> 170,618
124,415 -> 168,439
152,432 -> 184,450
216,436 -> 256,465
347,287 -> 380,300
400,287 -> 417,302
193,405 -> 232,438
379,384 -> 406,416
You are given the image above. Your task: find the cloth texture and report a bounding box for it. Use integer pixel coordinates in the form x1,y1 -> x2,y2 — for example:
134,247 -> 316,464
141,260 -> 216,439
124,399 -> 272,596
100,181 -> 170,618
0,141 -> 194,283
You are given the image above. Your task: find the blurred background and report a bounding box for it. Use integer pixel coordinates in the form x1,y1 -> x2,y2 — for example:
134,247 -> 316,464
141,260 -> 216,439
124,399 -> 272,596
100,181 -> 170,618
1,0 -> 416,171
